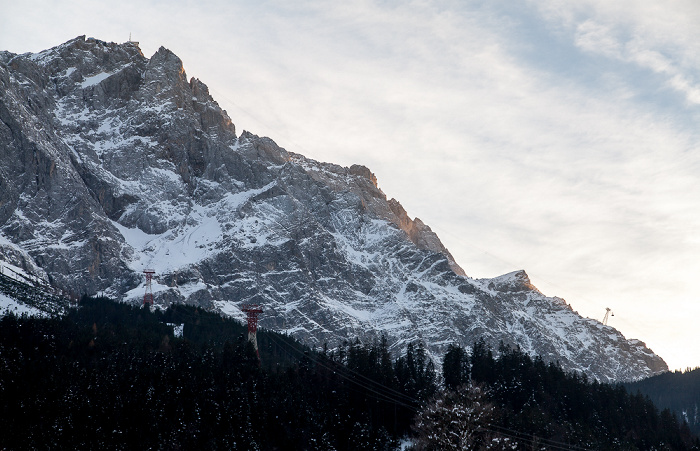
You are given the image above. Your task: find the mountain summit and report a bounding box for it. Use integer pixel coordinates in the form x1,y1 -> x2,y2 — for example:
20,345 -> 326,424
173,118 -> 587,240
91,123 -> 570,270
0,36 -> 667,381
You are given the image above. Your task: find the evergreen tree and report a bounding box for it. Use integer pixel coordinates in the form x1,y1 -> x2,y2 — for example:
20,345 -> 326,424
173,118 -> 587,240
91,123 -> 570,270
411,384 -> 515,450
442,344 -> 469,390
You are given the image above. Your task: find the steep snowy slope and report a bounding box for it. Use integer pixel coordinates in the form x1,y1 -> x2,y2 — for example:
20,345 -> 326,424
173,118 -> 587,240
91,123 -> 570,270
0,36 -> 667,381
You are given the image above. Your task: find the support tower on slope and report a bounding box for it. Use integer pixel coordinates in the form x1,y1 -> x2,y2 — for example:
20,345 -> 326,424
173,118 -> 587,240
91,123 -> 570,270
602,307 -> 614,325
143,269 -> 155,307
241,304 -> 263,360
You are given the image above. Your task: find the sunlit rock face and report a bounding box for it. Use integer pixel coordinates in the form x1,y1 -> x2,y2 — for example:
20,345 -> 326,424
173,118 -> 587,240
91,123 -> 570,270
0,36 -> 667,381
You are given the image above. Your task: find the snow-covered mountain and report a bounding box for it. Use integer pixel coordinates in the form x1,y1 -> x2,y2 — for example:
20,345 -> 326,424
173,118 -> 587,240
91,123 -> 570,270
0,36 -> 667,381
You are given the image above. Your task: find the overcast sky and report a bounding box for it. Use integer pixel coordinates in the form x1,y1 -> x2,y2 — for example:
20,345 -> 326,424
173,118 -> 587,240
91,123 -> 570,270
3,0 -> 700,371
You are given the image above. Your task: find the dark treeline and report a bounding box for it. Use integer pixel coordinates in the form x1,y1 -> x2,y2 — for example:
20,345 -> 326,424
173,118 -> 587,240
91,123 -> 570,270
1,295 -> 698,450
413,341 -> 699,450
0,296 -> 432,450
625,367 -> 700,437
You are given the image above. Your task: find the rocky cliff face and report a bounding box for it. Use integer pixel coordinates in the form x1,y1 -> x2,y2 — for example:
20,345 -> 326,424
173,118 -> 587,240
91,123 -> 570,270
0,36 -> 667,381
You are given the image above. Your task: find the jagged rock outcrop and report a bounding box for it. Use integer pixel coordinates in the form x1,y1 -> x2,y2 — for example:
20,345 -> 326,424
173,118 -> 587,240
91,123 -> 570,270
0,36 -> 667,381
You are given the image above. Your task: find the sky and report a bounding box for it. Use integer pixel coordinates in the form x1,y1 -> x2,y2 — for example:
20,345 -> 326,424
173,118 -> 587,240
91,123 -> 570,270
2,0 -> 700,371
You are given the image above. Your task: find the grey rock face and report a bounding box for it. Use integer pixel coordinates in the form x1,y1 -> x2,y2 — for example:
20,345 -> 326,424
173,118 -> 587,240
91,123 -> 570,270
0,36 -> 667,381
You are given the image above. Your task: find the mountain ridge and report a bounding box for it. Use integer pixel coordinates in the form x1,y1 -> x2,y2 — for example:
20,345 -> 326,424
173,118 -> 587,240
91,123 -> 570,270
0,36 -> 667,381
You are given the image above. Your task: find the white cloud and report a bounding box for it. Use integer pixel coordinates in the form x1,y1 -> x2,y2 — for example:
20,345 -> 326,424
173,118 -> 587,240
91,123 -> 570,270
575,20 -> 623,58
535,0 -> 700,106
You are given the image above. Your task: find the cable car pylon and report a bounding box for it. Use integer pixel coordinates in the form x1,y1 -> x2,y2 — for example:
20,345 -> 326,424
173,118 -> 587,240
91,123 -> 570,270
602,307 -> 614,325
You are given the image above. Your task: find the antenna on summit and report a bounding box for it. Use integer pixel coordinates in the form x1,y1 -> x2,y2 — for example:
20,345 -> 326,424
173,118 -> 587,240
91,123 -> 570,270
127,33 -> 139,46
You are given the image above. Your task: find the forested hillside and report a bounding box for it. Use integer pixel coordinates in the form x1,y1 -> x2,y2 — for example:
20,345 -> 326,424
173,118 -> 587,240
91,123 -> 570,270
415,343 -> 699,450
626,367 -> 700,437
0,295 -> 697,450
0,297 -> 431,450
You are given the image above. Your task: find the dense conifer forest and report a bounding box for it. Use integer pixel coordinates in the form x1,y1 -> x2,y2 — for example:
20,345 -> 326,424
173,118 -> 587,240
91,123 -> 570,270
626,367 -> 700,437
0,293 -> 698,450
422,342 -> 699,450
0,296 -> 428,450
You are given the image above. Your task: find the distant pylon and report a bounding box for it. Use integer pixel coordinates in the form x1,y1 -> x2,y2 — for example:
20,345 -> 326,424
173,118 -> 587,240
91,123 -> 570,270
241,304 -> 263,360
143,269 -> 155,306
602,307 -> 613,325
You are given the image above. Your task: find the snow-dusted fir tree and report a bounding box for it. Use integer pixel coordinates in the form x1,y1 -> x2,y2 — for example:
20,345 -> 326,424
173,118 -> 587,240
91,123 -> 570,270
410,385 -> 516,451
